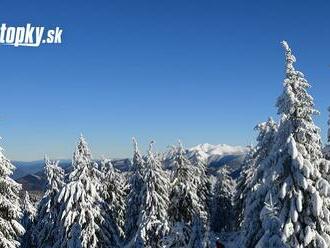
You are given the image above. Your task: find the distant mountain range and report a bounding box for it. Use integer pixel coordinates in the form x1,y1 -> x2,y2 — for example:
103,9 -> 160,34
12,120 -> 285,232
12,160 -> 71,179
13,144 -> 249,202
15,159 -> 131,194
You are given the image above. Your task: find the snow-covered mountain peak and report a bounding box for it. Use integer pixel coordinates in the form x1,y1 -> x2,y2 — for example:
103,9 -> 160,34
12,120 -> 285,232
188,143 -> 250,172
189,143 -> 249,157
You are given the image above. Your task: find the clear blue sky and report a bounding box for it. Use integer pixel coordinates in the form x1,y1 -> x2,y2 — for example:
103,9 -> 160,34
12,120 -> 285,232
1,0 -> 330,161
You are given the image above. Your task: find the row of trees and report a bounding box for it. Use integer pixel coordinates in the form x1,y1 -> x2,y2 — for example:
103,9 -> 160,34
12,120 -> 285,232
2,135 -> 228,247
1,40 -> 330,247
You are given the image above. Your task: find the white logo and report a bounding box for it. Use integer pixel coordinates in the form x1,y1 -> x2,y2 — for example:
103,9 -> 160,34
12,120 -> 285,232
0,23 -> 63,47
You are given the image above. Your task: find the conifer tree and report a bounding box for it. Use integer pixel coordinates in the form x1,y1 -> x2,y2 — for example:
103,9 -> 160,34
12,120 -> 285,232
190,150 -> 211,246
165,142 -> 207,246
56,135 -> 117,248
0,139 -> 25,248
21,191 -> 37,228
236,118 -> 277,225
125,138 -> 145,242
128,141 -> 170,247
243,41 -> 330,247
32,156 -> 65,248
211,165 -> 236,233
101,158 -> 127,240
238,118 -> 278,244
235,145 -> 256,228
21,191 -> 36,248
168,143 -> 204,225
190,150 -> 211,222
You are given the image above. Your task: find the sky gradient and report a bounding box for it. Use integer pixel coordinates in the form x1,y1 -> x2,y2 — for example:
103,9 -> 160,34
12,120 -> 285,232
1,0 -> 330,161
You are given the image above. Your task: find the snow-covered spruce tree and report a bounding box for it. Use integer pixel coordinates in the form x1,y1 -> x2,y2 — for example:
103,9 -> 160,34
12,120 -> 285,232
189,150 -> 211,222
211,165 -> 236,233
189,150 -> 211,246
237,118 -> 278,243
56,135 -> 118,248
246,41 -> 330,247
127,141 -> 170,247
32,156 -> 65,248
164,142 -> 207,247
168,143 -> 202,224
0,140 -> 25,248
125,138 -> 145,242
21,191 -> 36,248
235,145 -> 256,228
100,158 -> 127,240
236,118 -> 277,227
21,191 -> 37,228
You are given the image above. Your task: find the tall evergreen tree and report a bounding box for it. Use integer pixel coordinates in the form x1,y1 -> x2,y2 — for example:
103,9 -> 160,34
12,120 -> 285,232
235,145 -> 256,228
211,165 -> 236,233
168,143 -> 205,225
236,118 -> 277,225
238,118 -> 278,245
190,150 -> 211,246
0,139 -> 25,248
21,191 -> 37,228
165,143 -> 207,247
125,138 -> 145,242
190,150 -> 211,222
56,135 -> 117,248
21,191 -> 36,248
101,158 -> 127,241
243,41 -> 330,247
128,141 -> 170,247
32,156 -> 65,248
